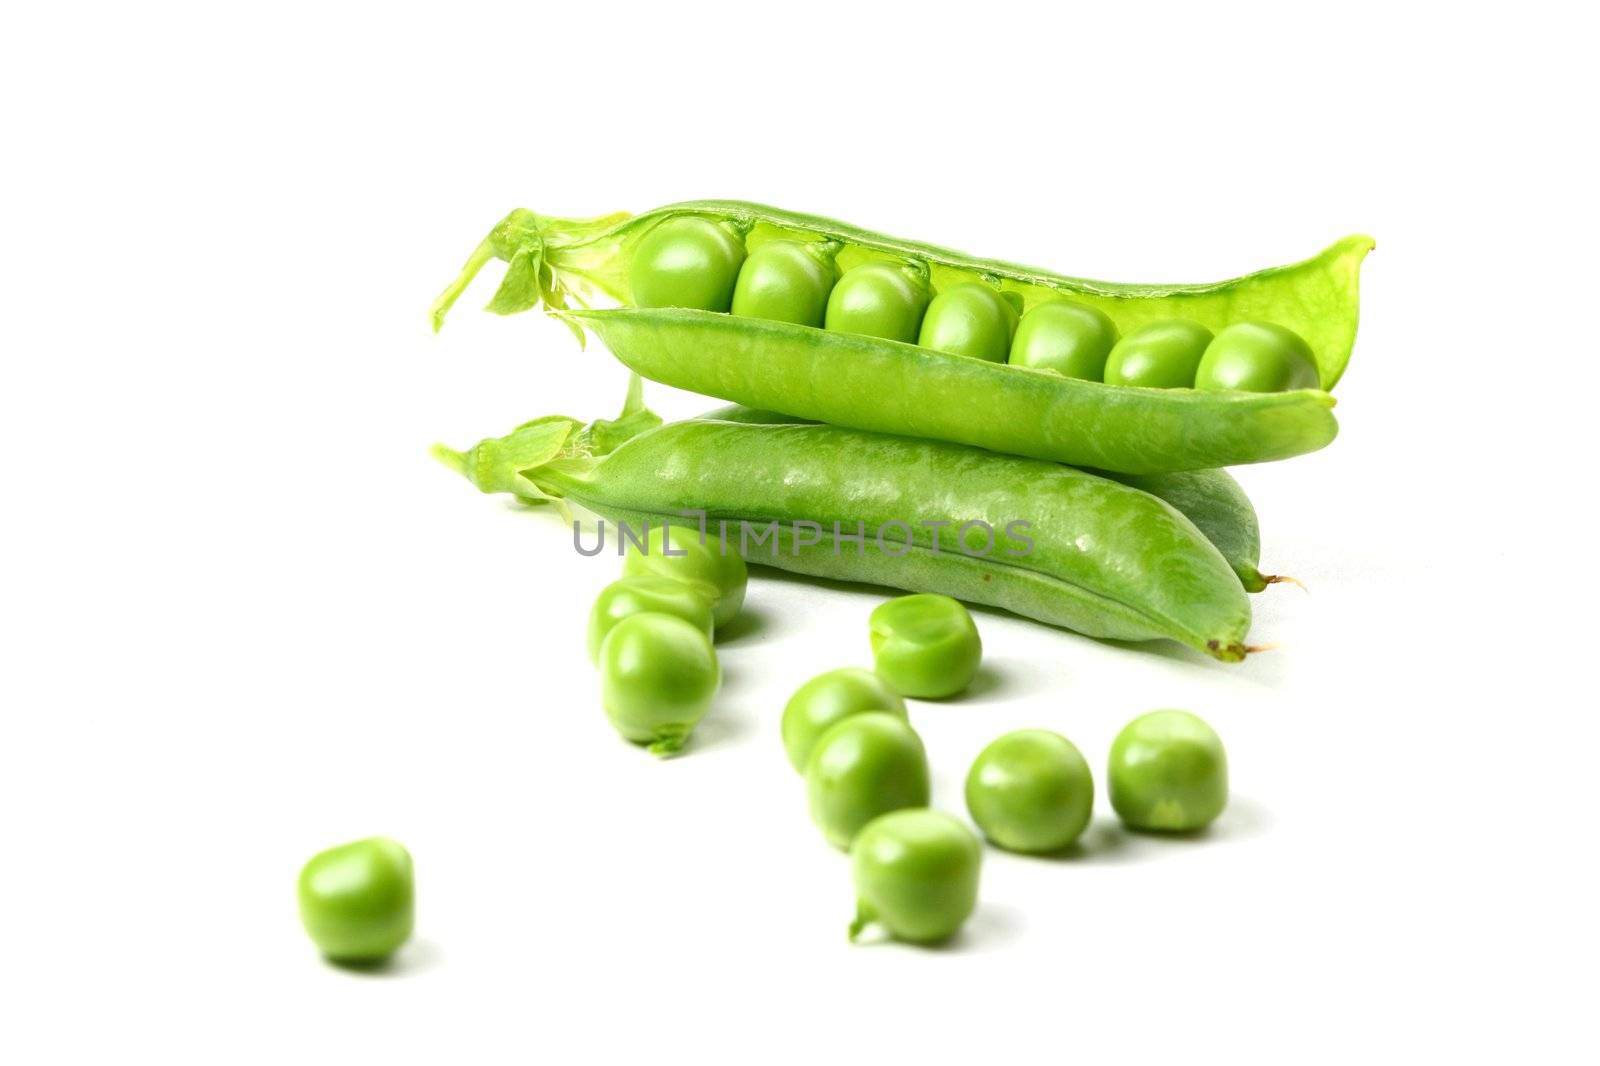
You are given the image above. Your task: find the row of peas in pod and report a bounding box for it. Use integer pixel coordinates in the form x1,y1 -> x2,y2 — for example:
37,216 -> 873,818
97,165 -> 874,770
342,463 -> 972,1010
630,217 -> 1320,394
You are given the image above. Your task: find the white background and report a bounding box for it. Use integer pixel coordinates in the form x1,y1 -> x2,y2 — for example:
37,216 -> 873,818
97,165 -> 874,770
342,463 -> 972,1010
4,2 -> 1596,1062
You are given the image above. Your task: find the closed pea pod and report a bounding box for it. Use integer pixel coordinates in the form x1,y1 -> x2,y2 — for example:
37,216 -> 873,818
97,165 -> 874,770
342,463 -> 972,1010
850,809 -> 981,945
437,396 -> 1257,661
805,712 -> 931,849
1009,299 -> 1120,380
434,202 -> 1371,475
916,281 -> 1019,362
781,667 -> 907,773
730,239 -> 840,326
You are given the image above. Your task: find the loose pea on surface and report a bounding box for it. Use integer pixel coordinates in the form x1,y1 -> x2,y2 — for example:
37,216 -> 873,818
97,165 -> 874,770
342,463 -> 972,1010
1008,300 -> 1120,380
805,712 -> 930,849
620,524 -> 748,629
1194,321 -> 1320,393
916,282 -> 1020,362
598,612 -> 720,756
965,729 -> 1094,853
1103,319 -> 1214,388
849,809 -> 981,945
823,261 -> 930,343
628,217 -> 747,312
1108,709 -> 1228,832
869,593 -> 982,699
586,575 -> 715,665
730,239 -> 839,327
297,837 -> 414,964
782,667 -> 908,773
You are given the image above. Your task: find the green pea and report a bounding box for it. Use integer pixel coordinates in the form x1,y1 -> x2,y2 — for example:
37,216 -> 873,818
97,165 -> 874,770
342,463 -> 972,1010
1108,709 -> 1228,832
869,593 -> 982,699
823,261 -> 930,343
730,239 -> 840,327
781,667 -> 908,773
805,712 -> 930,849
297,837 -> 414,964
1103,319 -> 1214,388
964,730 -> 1093,853
598,612 -> 720,756
628,217 -> 747,311
849,809 -> 981,945
1195,321 -> 1320,393
621,524 -> 748,630
1008,299 -> 1120,380
586,575 -> 715,665
916,282 -> 1020,362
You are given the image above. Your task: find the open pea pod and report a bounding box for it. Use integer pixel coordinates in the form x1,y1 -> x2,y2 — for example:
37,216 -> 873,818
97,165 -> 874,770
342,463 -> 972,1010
432,201 -> 1372,474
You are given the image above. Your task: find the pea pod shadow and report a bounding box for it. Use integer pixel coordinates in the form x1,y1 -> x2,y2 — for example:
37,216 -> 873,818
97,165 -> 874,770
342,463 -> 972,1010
1023,796 -> 1273,866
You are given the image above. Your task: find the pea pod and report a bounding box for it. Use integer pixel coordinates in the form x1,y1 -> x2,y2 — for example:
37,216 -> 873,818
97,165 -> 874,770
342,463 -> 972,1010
431,201 -> 1372,474
700,404 -> 1274,592
436,396 -> 1256,662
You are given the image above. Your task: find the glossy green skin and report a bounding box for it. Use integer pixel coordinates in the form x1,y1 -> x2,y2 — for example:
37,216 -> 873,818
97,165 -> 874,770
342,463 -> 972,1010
850,809 -> 981,945
701,404 -> 1272,593
297,837 -> 414,963
597,613 -> 720,756
566,309 -> 1336,475
437,203 -> 1368,474
621,523 -> 748,629
586,575 -> 715,664
1104,319 -> 1214,388
781,667 -> 907,773
869,594 -> 982,698
1105,468 -> 1267,591
1196,321 -> 1320,393
823,262 -> 930,343
965,730 -> 1094,853
1009,300 -> 1119,380
805,712 -> 930,849
452,416 -> 1254,660
1108,710 -> 1228,831
730,239 -> 838,327
916,282 -> 1018,362
628,217 -> 746,312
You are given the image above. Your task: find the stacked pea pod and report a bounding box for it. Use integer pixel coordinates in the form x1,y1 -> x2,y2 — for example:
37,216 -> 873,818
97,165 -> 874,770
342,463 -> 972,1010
433,200 -> 1372,661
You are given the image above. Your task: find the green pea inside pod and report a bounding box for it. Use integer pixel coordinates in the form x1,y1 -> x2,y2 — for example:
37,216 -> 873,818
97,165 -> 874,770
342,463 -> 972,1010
1108,709 -> 1228,832
916,281 -> 1021,362
628,216 -> 748,311
781,667 -> 908,773
297,837 -> 415,964
597,612 -> 720,757
965,729 -> 1094,853
1103,319 -> 1214,388
586,575 -> 715,665
869,593 -> 982,699
730,239 -> 841,327
1195,321 -> 1320,393
849,809 -> 981,946
823,260 -> 931,343
1008,299 -> 1120,380
621,523 -> 748,630
805,712 -> 930,849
